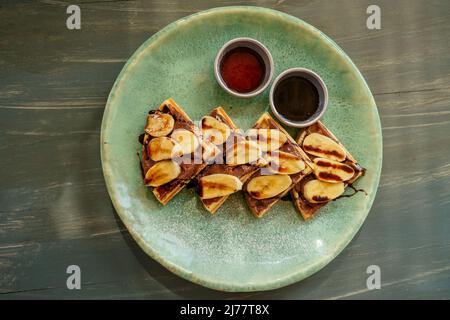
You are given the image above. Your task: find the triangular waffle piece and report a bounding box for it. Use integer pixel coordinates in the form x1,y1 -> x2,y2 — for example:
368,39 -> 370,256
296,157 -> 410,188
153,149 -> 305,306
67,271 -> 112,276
243,113 -> 314,218
139,98 -> 207,205
291,121 -> 366,220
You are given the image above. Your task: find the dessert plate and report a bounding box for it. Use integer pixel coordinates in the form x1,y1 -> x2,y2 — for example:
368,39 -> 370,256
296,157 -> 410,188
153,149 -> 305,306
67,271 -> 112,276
101,6 -> 382,292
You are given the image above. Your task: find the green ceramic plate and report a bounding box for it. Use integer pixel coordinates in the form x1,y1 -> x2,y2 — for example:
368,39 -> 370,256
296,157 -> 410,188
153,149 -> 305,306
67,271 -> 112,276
101,6 -> 382,292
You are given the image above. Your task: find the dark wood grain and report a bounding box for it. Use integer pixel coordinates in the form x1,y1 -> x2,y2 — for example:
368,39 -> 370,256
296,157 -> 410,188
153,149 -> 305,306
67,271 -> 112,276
1,0 -> 449,299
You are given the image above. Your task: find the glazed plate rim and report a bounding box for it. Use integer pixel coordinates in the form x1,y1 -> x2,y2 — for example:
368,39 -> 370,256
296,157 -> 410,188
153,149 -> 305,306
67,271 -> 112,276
100,6 -> 382,292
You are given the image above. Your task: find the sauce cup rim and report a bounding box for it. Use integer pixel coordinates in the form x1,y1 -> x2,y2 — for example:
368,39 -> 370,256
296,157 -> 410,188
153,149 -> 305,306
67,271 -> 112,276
214,37 -> 274,98
269,67 -> 328,128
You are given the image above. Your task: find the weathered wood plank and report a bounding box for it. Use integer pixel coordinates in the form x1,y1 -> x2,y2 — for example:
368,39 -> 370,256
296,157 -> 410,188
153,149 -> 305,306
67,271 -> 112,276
1,88 -> 449,241
1,89 -> 449,299
1,221 -> 448,299
1,0 -> 449,299
1,0 -> 450,102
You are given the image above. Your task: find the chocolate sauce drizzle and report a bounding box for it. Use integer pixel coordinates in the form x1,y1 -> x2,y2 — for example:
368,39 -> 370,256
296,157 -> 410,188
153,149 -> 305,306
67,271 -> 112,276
138,133 -> 145,145
334,184 -> 367,201
137,152 -> 145,178
186,179 -> 197,190
280,193 -> 293,202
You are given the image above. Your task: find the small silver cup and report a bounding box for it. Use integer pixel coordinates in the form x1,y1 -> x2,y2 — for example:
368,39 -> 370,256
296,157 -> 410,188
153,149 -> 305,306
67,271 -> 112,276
214,37 -> 274,98
269,68 -> 328,128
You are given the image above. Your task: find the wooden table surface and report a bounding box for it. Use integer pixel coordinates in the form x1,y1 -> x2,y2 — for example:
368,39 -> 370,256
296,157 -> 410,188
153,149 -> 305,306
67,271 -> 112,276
1,0 -> 449,299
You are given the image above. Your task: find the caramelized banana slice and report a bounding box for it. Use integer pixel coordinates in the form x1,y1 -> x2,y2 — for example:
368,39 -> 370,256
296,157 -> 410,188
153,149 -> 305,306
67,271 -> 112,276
144,160 -> 181,187
267,151 -> 306,175
199,174 -> 243,199
303,133 -> 346,162
145,112 -> 174,137
201,116 -> 231,145
202,141 -> 221,163
303,179 -> 345,203
225,140 -> 262,166
313,158 -> 355,183
247,175 -> 292,200
171,129 -> 199,154
247,129 -> 287,152
148,137 -> 182,161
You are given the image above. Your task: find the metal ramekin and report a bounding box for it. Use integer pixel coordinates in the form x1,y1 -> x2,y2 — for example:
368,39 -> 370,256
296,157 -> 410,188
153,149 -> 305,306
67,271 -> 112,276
269,68 -> 328,128
214,37 -> 274,98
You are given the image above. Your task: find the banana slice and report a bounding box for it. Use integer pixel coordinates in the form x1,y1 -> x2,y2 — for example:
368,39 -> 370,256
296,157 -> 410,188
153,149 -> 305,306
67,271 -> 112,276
201,116 -> 231,145
254,156 -> 269,167
247,175 -> 292,200
303,133 -> 346,162
303,179 -> 345,203
225,140 -> 262,166
144,160 -> 181,187
202,141 -> 221,163
199,174 -> 243,199
148,137 -> 182,161
313,158 -> 355,183
267,151 -> 306,175
145,112 -> 174,137
247,129 -> 287,152
171,129 -> 199,154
